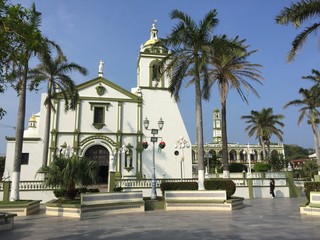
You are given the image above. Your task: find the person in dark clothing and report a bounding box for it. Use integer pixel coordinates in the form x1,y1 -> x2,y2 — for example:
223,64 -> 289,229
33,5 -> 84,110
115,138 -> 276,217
270,178 -> 275,198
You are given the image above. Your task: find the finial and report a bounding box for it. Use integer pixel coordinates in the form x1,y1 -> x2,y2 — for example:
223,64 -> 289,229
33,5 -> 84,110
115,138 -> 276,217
152,19 -> 157,28
98,60 -> 104,77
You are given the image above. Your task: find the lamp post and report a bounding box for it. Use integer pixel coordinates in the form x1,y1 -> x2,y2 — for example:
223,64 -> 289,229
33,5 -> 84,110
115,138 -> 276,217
143,117 -> 164,200
174,136 -> 190,179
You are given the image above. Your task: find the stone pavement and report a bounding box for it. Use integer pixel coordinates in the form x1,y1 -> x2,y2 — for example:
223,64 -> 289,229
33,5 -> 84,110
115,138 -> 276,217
2,197 -> 320,240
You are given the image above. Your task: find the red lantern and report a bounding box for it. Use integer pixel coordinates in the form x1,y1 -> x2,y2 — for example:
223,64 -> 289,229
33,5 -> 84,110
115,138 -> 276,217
142,141 -> 148,149
159,141 -> 166,149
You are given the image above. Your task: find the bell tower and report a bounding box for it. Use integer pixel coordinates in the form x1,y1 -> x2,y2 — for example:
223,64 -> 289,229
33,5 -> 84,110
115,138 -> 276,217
137,21 -> 170,89
213,108 -> 222,144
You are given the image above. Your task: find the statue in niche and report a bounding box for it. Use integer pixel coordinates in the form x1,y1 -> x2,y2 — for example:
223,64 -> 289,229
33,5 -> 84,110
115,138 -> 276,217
109,154 -> 116,172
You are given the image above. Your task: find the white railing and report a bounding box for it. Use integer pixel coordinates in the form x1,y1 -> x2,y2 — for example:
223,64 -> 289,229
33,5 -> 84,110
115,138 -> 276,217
115,178 -> 196,188
115,177 -> 288,189
0,181 -> 56,191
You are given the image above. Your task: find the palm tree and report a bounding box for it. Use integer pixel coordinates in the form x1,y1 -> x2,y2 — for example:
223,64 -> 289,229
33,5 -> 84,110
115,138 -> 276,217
160,9 -> 219,189
39,155 -> 98,199
302,69 -> 320,98
284,88 -> 320,168
303,159 -> 319,180
241,108 -> 285,161
29,53 -> 88,168
6,3 -> 61,201
275,0 -> 320,62
303,69 -> 320,86
207,38 -> 263,177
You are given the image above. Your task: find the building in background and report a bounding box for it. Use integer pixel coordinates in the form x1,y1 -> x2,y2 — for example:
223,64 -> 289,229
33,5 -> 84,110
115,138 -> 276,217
192,108 -> 285,175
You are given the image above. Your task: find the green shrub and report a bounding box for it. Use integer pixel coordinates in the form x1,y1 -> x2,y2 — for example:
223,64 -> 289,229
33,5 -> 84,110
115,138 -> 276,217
160,179 -> 236,199
253,162 -> 271,172
304,182 -> 320,201
113,187 -> 123,192
160,182 -> 198,196
53,189 -> 66,199
88,188 -> 100,193
77,187 -> 88,194
204,179 -> 236,198
229,163 -> 247,173
65,188 -> 78,200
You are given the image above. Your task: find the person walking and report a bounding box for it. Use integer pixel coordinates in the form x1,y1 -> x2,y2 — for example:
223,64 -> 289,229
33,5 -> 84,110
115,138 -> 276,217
270,178 -> 275,198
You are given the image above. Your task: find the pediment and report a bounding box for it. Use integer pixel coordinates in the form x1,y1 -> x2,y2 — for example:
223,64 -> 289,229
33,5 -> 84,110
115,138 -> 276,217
76,77 -> 139,101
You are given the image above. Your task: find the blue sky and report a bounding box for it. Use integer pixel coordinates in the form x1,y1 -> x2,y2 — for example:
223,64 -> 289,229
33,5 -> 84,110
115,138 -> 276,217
0,0 -> 319,155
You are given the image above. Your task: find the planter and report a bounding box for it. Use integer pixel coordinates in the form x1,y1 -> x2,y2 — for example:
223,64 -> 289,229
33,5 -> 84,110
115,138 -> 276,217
0,200 -> 41,216
0,212 -> 17,231
46,191 -> 145,219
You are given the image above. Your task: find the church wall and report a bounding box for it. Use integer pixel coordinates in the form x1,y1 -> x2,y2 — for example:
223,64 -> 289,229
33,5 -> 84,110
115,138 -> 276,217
5,140 -> 43,181
121,102 -> 138,133
141,89 -> 192,179
55,106 -> 77,133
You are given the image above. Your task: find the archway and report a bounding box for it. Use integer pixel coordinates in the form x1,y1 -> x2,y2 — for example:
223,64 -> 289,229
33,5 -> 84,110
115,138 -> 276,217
84,145 -> 109,184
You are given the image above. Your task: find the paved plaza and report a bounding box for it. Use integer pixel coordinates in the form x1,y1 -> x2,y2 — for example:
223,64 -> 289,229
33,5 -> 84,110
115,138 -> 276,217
2,197 -> 320,240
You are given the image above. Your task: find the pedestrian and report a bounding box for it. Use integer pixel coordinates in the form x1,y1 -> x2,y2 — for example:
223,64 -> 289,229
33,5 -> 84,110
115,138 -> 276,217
270,178 -> 275,198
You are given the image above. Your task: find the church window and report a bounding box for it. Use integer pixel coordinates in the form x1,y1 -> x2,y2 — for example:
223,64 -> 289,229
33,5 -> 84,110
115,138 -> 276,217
89,102 -> 110,130
152,63 -> 160,81
21,153 -> 29,165
94,107 -> 104,124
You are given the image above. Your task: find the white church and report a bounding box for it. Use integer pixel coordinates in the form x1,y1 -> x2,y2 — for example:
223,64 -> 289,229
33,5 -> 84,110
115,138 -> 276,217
4,23 -> 193,186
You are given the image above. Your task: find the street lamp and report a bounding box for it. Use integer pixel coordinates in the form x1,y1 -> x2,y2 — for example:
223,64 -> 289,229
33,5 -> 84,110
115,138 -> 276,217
143,117 -> 164,200
174,136 -> 190,179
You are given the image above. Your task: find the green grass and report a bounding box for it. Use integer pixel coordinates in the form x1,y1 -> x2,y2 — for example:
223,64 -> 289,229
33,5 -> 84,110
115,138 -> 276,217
0,200 -> 35,205
52,199 -> 80,204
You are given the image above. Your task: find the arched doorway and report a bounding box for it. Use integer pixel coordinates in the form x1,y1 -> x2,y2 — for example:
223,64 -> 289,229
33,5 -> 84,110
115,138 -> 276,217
84,145 -> 109,183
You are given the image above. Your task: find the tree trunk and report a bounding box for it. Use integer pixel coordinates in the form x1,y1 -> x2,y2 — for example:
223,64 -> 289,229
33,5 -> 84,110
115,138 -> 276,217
266,140 -> 271,161
221,100 -> 229,178
42,94 -> 52,167
10,65 -> 28,201
311,122 -> 320,171
260,137 -> 266,161
195,76 -> 205,190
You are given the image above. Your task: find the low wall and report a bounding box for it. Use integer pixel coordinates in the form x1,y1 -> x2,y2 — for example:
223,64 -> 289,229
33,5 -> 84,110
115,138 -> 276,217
117,176 -> 292,199
46,191 -> 145,219
0,173 -> 297,203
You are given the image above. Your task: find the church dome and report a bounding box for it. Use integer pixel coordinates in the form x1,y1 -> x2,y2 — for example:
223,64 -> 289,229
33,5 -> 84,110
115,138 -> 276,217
141,22 -> 168,54
143,22 -> 159,47
143,38 -> 158,47
29,114 -> 37,123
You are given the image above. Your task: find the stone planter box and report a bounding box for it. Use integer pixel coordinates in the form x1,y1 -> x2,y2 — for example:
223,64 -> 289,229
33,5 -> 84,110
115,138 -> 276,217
46,191 -> 145,219
300,191 -> 320,216
0,200 -> 41,216
164,190 -> 244,211
0,212 -> 17,231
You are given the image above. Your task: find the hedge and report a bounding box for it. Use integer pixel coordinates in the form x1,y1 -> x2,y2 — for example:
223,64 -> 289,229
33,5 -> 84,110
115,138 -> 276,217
304,181 -> 320,201
160,179 -> 236,199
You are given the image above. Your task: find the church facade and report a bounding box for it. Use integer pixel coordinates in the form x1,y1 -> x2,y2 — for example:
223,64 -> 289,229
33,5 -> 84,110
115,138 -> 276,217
4,24 -> 193,183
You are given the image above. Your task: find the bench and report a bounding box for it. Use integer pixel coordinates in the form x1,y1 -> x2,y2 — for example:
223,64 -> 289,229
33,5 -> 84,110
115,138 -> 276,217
165,190 -> 243,211
0,212 -> 17,231
46,191 -> 145,219
300,191 -> 320,216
